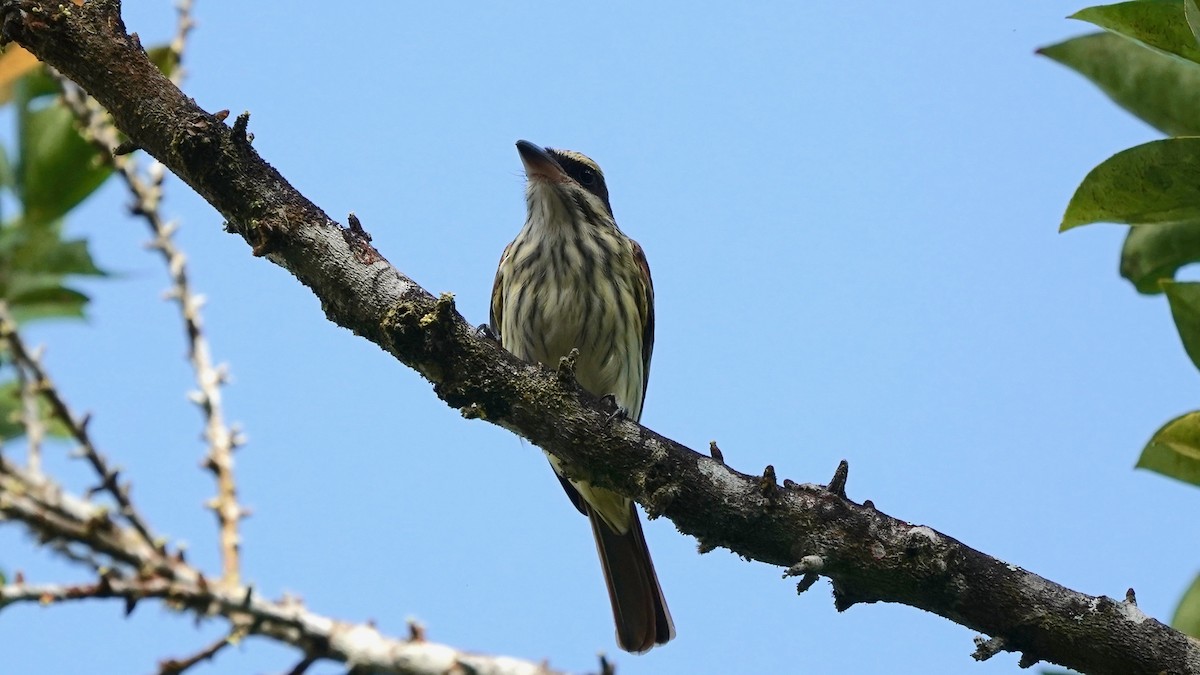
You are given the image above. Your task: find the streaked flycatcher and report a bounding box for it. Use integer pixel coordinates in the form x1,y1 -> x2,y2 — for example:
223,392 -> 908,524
490,140 -> 674,653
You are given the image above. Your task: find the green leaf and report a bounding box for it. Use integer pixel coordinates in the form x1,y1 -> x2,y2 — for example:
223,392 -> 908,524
1137,410 -> 1200,485
1120,220 -> 1200,293
0,218 -> 105,274
6,286 -> 88,322
146,46 -> 179,79
1061,137 -> 1200,231
0,379 -> 22,442
16,65 -> 60,102
1188,0 -> 1200,46
0,138 -> 13,191
18,101 -> 112,226
1038,32 -> 1200,136
0,379 -> 72,443
24,237 -> 105,278
1163,280 -> 1200,371
0,219 -> 105,278
1173,573 -> 1200,638
1073,1 -> 1200,66
0,218 -> 105,323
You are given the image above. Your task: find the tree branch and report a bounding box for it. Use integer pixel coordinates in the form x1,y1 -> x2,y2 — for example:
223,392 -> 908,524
12,334 -> 44,474
0,302 -> 161,552
0,456 -> 574,675
58,37 -> 247,588
2,1 -> 1196,673
156,631 -> 236,675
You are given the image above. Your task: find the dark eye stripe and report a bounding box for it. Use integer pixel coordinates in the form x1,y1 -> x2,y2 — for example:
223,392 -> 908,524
547,150 -> 614,217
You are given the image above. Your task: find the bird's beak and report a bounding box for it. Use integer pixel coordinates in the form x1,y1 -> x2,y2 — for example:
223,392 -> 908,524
517,140 -> 567,183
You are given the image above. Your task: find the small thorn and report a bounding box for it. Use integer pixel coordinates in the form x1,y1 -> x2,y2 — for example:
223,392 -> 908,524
795,573 -> 819,594
213,109 -> 230,123
347,212 -> 371,241
758,465 -> 778,497
231,111 -> 251,144
407,619 -> 426,642
556,348 -> 579,383
827,460 -> 849,498
708,440 -> 724,463
971,635 -> 1007,662
1125,588 -> 1137,605
113,140 -> 139,156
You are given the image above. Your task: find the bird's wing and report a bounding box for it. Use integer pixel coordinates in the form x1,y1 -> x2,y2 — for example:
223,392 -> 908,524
631,239 -> 655,420
489,241 -> 513,337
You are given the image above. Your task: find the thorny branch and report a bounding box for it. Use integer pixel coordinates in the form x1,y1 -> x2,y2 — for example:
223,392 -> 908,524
1,1 -> 1199,674
156,631 -> 236,675
12,339 -> 44,474
0,303 -> 160,552
0,456 -> 572,675
166,0 -> 194,88
0,3 -> 573,670
56,4 -> 245,587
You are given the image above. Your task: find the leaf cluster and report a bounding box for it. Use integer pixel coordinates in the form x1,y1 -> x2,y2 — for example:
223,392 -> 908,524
0,56 -> 108,444
1042,0 -> 1200,639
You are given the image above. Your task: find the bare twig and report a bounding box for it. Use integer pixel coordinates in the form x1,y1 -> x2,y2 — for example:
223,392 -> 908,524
0,305 -> 160,552
0,456 -> 161,574
0,456 -> 570,675
58,52 -> 244,588
166,0 -> 195,88
46,540 -> 108,574
157,631 -> 234,675
285,654 -> 321,675
12,343 -> 44,474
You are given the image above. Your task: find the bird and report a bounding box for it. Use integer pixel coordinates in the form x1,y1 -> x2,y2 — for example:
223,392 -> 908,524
490,140 -> 674,653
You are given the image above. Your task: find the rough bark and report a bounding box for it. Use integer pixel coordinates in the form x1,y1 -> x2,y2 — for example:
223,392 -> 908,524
2,1 -> 1197,673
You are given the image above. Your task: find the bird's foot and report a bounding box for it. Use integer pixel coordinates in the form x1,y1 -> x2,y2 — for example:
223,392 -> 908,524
476,324 -> 499,342
598,393 -> 628,427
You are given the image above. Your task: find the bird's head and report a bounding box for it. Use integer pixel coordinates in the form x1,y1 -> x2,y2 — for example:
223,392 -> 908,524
517,140 -> 615,221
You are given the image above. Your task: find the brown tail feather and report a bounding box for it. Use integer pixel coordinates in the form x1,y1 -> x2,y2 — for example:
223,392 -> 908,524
588,503 -> 675,653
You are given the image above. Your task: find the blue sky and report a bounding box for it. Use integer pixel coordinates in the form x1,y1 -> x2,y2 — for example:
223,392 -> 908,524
2,2 -> 1194,674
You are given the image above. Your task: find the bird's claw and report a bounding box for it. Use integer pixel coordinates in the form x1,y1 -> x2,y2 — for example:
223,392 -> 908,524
598,393 -> 628,427
476,324 -> 499,342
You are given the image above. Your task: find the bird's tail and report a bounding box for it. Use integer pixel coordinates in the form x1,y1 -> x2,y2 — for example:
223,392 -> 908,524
588,504 -> 675,653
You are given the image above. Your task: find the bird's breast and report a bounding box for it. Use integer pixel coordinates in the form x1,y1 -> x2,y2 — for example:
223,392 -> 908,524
500,230 -> 644,417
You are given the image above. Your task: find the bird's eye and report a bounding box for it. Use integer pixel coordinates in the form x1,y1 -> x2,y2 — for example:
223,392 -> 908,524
578,169 -> 596,187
